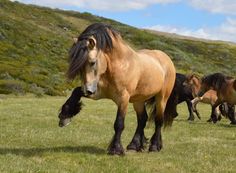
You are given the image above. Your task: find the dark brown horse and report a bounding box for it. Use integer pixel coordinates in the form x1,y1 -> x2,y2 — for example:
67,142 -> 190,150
58,23 -> 176,155
197,73 -> 236,124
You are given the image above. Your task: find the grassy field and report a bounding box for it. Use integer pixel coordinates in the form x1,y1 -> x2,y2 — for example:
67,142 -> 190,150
0,95 -> 235,173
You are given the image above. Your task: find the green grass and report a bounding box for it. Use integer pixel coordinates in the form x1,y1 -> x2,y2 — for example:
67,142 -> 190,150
0,95 -> 235,173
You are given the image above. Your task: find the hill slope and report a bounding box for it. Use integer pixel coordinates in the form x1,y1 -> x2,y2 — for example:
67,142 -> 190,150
0,0 -> 236,95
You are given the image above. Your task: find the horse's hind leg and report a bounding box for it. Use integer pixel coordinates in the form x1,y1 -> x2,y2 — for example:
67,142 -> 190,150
227,105 -> 236,125
127,102 -> 148,151
186,100 -> 195,121
211,100 -> 221,123
149,96 -> 167,152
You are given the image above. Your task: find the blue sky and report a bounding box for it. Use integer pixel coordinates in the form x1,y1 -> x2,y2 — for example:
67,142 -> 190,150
14,0 -> 236,43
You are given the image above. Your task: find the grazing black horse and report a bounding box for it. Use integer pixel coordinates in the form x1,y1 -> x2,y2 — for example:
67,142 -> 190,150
165,73 -> 200,121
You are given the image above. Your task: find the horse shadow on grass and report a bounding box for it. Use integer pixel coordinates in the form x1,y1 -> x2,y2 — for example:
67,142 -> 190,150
0,145 -> 106,157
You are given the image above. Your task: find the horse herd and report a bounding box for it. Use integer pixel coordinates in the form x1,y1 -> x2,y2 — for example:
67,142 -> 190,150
58,23 -> 236,155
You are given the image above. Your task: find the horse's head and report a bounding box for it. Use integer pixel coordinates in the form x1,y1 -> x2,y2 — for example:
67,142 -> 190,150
184,74 -> 201,97
198,73 -> 227,97
197,80 -> 210,97
67,23 -> 118,98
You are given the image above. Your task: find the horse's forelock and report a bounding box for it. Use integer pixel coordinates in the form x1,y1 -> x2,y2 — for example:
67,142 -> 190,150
67,40 -> 88,80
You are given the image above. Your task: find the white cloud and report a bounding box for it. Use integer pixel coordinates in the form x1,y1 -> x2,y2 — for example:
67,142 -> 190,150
188,0 -> 236,15
145,17 -> 236,43
13,0 -> 180,11
13,0 -> 236,14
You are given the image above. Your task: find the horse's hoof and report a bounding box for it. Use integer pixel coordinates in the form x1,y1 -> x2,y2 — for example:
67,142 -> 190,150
127,143 -> 144,152
230,121 -> 236,125
212,119 -> 218,123
207,118 -> 212,122
149,144 -> 162,152
108,144 -> 125,155
187,117 -> 194,121
59,118 -> 71,127
127,143 -> 138,151
108,148 -> 125,155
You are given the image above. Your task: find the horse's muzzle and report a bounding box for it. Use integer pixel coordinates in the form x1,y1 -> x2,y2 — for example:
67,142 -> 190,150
59,117 -> 71,127
83,81 -> 97,96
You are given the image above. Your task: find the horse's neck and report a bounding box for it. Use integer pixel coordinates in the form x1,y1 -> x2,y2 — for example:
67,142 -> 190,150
193,79 -> 201,96
111,39 -> 136,60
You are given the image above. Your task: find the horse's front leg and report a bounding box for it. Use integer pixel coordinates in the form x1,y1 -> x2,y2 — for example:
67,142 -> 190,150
149,97 -> 166,152
186,100 -> 195,121
127,102 -> 148,152
108,96 -> 129,155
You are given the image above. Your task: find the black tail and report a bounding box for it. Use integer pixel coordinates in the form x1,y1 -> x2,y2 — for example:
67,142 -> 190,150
163,91 -> 178,127
58,87 -> 84,119
146,97 -> 156,123
146,94 -> 177,128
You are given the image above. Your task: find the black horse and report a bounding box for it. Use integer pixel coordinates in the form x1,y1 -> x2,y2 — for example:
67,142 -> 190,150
165,73 -> 200,121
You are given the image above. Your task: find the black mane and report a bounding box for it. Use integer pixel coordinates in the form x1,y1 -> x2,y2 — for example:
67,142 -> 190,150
201,73 -> 232,90
67,23 -> 119,79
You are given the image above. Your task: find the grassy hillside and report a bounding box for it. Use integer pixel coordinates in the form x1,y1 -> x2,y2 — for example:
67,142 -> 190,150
0,96 -> 235,172
0,0 -> 236,95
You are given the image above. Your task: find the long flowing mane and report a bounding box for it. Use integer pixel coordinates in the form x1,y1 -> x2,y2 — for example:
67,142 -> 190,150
201,73 -> 233,90
67,23 -> 119,80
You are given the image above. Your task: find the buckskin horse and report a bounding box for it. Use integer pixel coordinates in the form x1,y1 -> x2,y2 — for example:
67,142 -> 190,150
198,73 -> 236,124
58,23 -> 176,155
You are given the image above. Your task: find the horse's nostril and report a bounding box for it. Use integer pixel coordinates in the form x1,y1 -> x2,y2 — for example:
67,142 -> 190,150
86,90 -> 93,95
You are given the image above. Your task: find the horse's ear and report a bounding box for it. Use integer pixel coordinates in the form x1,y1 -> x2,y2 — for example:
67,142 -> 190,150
73,37 -> 78,43
234,80 -> 236,90
88,38 -> 96,50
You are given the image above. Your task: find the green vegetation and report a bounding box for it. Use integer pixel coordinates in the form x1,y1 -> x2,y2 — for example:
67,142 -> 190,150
0,96 -> 235,172
0,0 -> 236,95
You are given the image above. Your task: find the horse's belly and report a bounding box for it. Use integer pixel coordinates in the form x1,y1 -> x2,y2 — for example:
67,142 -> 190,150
129,94 -> 154,103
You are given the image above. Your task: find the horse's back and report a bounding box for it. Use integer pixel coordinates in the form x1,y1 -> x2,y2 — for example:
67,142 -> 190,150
137,49 -> 175,76
127,49 -> 175,102
137,49 -> 176,95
